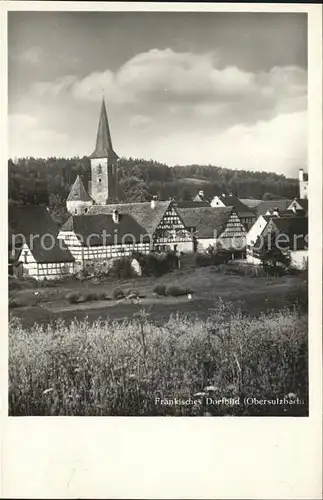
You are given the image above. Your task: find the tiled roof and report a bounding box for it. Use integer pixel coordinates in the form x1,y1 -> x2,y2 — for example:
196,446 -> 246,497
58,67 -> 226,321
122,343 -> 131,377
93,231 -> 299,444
9,206 -> 74,263
176,201 -> 210,208
90,99 -> 119,159
67,175 -> 93,202
177,206 -> 233,239
239,198 -> 262,208
218,195 -> 256,217
269,216 -> 308,250
256,199 -> 292,216
62,213 -> 150,246
87,201 -> 171,236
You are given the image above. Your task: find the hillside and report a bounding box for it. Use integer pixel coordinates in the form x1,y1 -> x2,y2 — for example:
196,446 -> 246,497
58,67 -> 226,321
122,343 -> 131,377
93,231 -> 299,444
8,156 -> 299,223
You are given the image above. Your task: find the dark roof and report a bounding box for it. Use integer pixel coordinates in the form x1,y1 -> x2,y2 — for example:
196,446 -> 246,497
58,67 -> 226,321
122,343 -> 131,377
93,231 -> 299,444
177,206 -> 234,238
193,194 -> 212,203
9,206 -> 74,263
219,195 -> 256,217
90,99 -> 119,159
256,199 -> 292,216
87,201 -> 171,235
176,201 -> 210,208
61,213 -> 150,246
266,216 -> 308,250
67,175 -> 93,202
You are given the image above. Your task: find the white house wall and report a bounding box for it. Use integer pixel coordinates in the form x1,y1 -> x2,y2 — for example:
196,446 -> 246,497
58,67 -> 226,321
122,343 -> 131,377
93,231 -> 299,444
246,216 -> 268,247
59,230 -> 151,264
290,250 -> 308,270
210,196 -> 225,208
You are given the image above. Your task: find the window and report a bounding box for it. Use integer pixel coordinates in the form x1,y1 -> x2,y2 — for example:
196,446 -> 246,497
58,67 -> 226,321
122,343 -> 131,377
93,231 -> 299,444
74,208 -> 78,215
98,177 -> 102,183
97,164 -> 102,174
84,207 -> 88,214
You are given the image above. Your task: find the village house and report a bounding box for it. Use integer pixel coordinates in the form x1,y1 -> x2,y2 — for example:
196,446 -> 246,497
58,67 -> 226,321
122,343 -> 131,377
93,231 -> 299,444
246,215 -> 308,270
9,206 -> 75,280
209,194 -> 256,230
176,204 -> 247,253
58,199 -> 194,266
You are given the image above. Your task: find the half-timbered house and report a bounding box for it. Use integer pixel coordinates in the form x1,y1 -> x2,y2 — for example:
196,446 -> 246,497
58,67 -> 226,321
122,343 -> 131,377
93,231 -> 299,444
209,195 -> 256,230
9,206 -> 75,280
176,205 -> 247,253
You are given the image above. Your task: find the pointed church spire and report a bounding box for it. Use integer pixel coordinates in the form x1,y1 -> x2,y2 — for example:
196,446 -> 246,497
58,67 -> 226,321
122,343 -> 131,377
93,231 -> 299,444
67,175 -> 92,202
90,98 -> 119,159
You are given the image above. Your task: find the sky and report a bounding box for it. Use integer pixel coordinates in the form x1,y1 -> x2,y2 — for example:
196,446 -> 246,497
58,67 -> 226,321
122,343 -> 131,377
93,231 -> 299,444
8,11 -> 307,177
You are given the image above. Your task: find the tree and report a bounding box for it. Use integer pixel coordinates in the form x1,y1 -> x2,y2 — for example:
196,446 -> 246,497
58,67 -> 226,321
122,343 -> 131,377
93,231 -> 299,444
48,193 -> 70,226
257,232 -> 291,276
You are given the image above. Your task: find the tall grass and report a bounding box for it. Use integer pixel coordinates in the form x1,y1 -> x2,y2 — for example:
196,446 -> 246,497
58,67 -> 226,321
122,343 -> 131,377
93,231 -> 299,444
9,302 -> 308,416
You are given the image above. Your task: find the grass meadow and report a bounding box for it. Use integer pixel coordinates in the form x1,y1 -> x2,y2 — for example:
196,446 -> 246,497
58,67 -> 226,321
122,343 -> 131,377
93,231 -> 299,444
9,300 -> 308,416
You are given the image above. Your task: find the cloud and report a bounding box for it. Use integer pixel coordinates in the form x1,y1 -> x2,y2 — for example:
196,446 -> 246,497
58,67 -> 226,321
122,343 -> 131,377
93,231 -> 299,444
32,75 -> 77,98
9,113 -> 68,158
129,114 -> 152,128
130,110 -> 306,175
32,48 -> 307,127
21,49 -> 307,173
14,47 -> 43,65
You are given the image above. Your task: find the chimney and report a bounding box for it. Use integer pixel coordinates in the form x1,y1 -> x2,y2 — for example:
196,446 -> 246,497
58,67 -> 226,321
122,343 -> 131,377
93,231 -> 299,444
112,209 -> 119,223
222,193 -> 226,198
151,195 -> 157,209
299,168 -> 304,182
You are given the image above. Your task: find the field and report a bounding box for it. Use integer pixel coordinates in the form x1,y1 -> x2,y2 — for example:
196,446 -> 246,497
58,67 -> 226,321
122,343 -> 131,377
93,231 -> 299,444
9,265 -> 308,416
9,265 -> 308,329
9,305 -> 308,416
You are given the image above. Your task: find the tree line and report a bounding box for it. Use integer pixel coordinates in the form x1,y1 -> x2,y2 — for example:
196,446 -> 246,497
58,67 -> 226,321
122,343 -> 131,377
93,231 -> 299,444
8,156 -> 299,224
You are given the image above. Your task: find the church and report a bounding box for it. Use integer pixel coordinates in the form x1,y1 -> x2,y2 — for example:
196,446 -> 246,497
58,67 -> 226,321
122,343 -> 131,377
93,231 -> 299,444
10,99 -> 249,281
58,99 -> 195,267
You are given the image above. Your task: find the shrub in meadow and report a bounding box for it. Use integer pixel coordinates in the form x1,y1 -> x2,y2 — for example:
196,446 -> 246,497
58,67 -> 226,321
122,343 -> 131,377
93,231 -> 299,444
153,284 -> 167,296
166,285 -> 191,297
113,288 -> 126,300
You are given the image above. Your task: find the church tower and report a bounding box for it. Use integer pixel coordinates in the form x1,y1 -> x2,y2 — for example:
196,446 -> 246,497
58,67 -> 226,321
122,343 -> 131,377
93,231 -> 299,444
89,98 -> 119,205
66,175 -> 93,215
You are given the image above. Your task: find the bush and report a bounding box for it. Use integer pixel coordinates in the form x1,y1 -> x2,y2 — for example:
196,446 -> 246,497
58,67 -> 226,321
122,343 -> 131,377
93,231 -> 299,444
153,284 -> 167,296
67,292 -> 85,304
133,251 -> 178,277
113,288 -> 126,300
194,246 -> 232,268
109,257 -> 135,280
166,285 -> 192,297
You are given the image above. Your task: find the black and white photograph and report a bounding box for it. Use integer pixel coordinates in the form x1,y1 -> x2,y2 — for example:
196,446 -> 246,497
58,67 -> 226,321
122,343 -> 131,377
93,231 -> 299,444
8,9 -> 311,417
